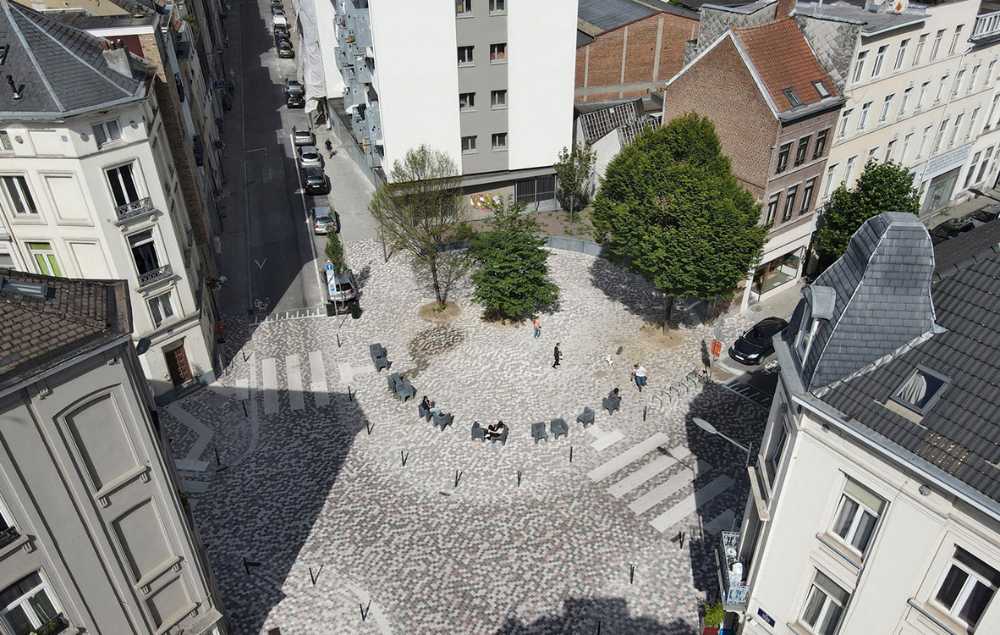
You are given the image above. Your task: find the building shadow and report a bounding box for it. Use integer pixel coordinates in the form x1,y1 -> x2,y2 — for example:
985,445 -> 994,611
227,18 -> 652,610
494,597 -> 694,634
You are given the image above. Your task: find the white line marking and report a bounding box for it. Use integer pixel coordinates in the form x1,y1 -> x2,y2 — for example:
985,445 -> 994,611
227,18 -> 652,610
262,358 -> 278,414
649,476 -> 734,533
310,350 -> 329,407
628,460 -> 712,515
587,432 -> 670,482
286,355 -> 304,410
234,375 -> 249,402
608,447 -> 691,498
591,429 -> 624,451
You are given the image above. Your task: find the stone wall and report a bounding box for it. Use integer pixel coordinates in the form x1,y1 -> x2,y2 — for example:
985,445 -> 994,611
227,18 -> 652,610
795,15 -> 862,90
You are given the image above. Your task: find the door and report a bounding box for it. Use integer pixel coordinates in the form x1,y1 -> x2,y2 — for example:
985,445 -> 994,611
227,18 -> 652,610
106,163 -> 141,207
164,344 -> 193,387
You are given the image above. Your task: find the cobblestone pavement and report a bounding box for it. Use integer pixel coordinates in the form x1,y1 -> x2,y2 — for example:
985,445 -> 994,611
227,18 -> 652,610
165,241 -> 767,634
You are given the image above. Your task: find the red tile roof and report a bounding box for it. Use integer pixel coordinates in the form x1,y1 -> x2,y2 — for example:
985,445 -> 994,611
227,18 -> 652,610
733,19 -> 838,113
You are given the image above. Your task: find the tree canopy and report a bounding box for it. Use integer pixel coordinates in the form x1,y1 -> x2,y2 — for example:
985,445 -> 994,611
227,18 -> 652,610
814,160 -> 920,263
591,113 -> 765,317
554,143 -> 597,216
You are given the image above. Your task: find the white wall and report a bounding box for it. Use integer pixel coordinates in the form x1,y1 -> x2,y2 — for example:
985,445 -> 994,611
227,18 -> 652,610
315,0 -> 345,98
507,0 -> 576,170
368,0 -> 461,176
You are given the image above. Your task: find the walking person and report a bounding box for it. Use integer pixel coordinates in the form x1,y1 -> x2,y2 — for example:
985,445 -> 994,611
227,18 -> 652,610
532,316 -> 541,338
632,364 -> 648,392
552,343 -> 562,368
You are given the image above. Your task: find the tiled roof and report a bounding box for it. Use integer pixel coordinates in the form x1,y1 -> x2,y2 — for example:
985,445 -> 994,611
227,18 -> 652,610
933,219 -> 1000,275
0,270 -> 131,394
733,19 -> 839,113
578,0 -> 657,32
0,0 -> 146,118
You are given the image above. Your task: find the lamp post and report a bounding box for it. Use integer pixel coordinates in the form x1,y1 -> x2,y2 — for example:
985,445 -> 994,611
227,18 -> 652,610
693,417 -> 752,466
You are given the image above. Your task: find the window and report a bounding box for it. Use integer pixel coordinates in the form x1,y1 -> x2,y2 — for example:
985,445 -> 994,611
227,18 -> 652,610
987,94 -> 1000,130
148,292 -> 175,327
831,479 -> 885,555
914,33 -> 927,66
892,367 -> 947,413
784,88 -> 802,108
0,250 -> 13,269
128,230 -> 160,277
461,135 -> 477,153
490,89 -> 507,109
901,133 -> 913,163
844,156 -> 857,186
953,70 -> 965,96
489,0 -> 505,13
0,176 -> 37,215
918,81 -> 930,109
934,119 -> 949,154
966,152 -> 982,188
930,29 -> 944,61
900,87 -> 912,115
489,42 -> 506,63
491,132 -> 507,151
106,163 -> 141,208
459,92 -> 475,111
935,75 -> 948,103
949,113 -> 963,148
801,177 -> 816,214
813,129 -> 829,159
0,495 -> 17,547
894,39 -> 908,70
852,51 -> 867,83
837,109 -> 852,138
455,0 -> 471,15
801,571 -> 850,635
813,81 -> 829,98
91,120 -> 121,148
823,164 -> 838,199
934,547 -> 999,629
765,193 -> 780,227
948,25 -> 963,55
763,421 -> 788,487
968,108 -> 980,139
0,573 -> 63,635
776,143 -> 791,173
868,146 -> 879,162
879,94 -> 894,122
0,131 -> 11,151
26,242 -> 60,277
858,102 -> 871,130
970,64 -> 980,92
794,137 -> 809,166
885,138 -> 896,162
919,125 -> 934,158
782,185 -> 798,222
977,146 -> 994,183
515,175 -> 555,206
872,45 -> 887,77
457,46 -> 474,65
989,60 -> 998,85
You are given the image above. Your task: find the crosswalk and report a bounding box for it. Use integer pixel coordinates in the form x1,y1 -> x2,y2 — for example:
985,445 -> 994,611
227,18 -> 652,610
258,350 -> 331,414
585,432 -> 737,535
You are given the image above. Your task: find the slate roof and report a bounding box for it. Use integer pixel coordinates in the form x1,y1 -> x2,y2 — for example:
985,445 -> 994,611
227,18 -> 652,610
0,270 -> 131,394
578,0 -> 658,32
0,0 -> 146,119
795,0 -> 927,36
933,219 -> 1000,274
732,19 -> 839,113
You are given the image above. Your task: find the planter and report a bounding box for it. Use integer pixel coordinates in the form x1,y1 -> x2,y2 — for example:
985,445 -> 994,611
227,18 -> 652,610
702,628 -> 720,635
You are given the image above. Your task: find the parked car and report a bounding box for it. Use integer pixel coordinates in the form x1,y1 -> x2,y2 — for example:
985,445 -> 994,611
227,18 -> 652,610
272,14 -> 288,29
930,217 -> 975,245
298,145 -> 324,169
285,79 -> 305,108
327,269 -> 358,307
276,39 -> 294,58
967,203 -> 1000,226
292,127 -> 315,147
271,5 -> 284,15
312,206 -> 341,234
729,317 -> 788,366
273,24 -> 289,40
302,167 -> 331,195
271,0 -> 283,7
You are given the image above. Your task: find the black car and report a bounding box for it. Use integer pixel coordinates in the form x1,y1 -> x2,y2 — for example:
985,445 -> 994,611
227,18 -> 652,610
302,168 -> 331,195
285,79 -> 305,108
729,317 -> 788,366
276,39 -> 294,58
930,217 -> 975,245
273,24 -> 289,40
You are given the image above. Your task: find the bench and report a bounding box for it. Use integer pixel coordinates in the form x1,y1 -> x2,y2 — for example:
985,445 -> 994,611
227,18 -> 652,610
531,422 -> 548,444
550,418 -> 568,439
491,426 -> 509,446
397,378 -> 416,402
471,422 -> 486,441
432,412 -> 454,430
576,407 -> 595,427
369,343 -> 390,372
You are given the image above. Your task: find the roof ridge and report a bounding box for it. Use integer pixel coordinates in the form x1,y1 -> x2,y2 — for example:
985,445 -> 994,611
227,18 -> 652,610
2,1 -> 64,110
733,15 -> 796,34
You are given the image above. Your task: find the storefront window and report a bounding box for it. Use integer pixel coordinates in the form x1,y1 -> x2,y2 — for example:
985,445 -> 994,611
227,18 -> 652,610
752,250 -> 802,299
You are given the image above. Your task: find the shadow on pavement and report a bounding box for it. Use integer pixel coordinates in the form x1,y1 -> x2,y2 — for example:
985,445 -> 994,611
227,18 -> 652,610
589,256 -> 664,324
495,597 -> 693,634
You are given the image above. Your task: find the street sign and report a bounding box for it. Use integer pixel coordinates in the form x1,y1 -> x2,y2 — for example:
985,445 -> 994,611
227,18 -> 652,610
710,339 -> 723,359
326,267 -> 339,299
324,261 -> 334,272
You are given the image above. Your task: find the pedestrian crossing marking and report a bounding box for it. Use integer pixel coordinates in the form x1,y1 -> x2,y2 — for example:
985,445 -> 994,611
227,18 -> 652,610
607,447 -> 691,498
261,357 -> 278,414
234,375 -> 249,402
705,509 -> 736,535
286,355 -> 304,410
587,432 -> 670,482
627,460 -> 712,515
309,351 -> 329,407
649,475 -> 734,533
591,429 -> 624,451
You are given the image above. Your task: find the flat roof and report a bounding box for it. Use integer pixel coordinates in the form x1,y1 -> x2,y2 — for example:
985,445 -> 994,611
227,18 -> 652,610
796,0 -> 927,36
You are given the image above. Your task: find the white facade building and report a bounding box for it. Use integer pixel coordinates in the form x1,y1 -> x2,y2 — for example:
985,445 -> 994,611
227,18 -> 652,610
0,2 -> 217,397
799,0 -> 1000,216
720,213 -> 1000,635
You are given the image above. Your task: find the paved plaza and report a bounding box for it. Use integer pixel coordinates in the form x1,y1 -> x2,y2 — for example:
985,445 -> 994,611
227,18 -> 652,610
162,241 -> 769,634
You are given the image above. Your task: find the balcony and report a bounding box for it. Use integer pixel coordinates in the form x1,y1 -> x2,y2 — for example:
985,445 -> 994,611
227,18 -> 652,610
0,525 -> 19,549
34,614 -> 69,635
138,264 -> 172,287
115,197 -> 157,224
971,10 -> 1000,43
716,531 -> 750,613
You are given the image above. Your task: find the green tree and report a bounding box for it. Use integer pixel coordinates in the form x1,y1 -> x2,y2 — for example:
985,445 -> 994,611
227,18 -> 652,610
325,229 -> 345,269
369,145 -> 471,308
470,197 -> 558,320
814,160 -> 920,264
554,142 -> 598,218
591,113 -> 765,325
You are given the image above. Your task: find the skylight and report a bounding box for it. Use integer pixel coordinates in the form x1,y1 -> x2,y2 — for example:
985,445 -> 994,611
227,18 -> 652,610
0,278 -> 47,299
891,367 -> 947,414
813,80 -> 830,98
784,88 -> 802,108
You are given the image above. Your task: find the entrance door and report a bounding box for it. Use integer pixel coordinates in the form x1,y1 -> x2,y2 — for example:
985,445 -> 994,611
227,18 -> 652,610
164,344 -> 193,387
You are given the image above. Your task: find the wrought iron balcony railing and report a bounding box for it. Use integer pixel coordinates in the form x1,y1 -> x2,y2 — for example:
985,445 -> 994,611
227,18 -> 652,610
138,264 -> 172,287
717,531 -> 750,612
116,197 -> 155,222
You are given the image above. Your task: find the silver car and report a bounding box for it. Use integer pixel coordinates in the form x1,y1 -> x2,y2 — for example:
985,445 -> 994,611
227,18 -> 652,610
297,145 -> 324,169
292,127 -> 315,146
328,269 -> 358,306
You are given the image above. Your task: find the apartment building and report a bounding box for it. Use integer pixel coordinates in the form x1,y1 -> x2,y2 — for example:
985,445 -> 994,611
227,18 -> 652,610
719,212 -> 1000,634
798,0 -> 1000,216
0,1 -> 219,397
664,10 -> 845,308
0,271 -> 225,634
331,0 -> 576,213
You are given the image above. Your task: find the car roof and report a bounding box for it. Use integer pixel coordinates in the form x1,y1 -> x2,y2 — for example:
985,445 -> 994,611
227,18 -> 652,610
313,206 -> 332,218
299,145 -> 318,153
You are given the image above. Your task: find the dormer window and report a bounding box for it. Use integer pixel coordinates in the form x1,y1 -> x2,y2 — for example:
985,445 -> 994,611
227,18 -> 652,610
891,367 -> 947,414
784,88 -> 801,108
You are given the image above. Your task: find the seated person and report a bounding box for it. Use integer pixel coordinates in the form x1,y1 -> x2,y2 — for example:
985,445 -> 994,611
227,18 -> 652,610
420,395 -> 431,411
486,420 -> 507,441
429,401 -> 442,417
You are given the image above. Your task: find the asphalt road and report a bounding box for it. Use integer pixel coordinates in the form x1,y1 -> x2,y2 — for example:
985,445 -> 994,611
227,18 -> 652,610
217,0 -> 324,319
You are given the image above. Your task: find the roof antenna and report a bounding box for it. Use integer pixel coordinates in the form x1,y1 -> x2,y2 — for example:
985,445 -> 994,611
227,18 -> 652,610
6,75 -> 23,100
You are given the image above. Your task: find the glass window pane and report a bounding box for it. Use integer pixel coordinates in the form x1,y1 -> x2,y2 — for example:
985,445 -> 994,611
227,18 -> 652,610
936,566 -> 968,609
29,588 -> 56,623
3,605 -> 33,635
802,586 -> 826,626
93,125 -> 107,147
120,165 -> 139,201
833,497 -> 858,539
851,511 -> 877,553
107,168 -> 127,207
161,293 -> 174,318
820,602 -> 844,635
149,298 -> 163,326
956,547 -> 1000,585
959,580 -> 994,626
107,121 -> 121,141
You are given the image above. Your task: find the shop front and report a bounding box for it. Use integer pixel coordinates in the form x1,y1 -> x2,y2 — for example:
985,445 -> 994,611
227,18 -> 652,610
748,249 -> 804,306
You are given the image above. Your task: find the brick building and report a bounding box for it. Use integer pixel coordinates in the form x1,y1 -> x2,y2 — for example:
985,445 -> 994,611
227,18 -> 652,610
665,14 -> 845,308
576,0 -> 700,103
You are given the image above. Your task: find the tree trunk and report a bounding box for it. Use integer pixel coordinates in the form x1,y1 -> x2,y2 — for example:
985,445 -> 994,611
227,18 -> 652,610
429,255 -> 445,308
664,295 -> 676,333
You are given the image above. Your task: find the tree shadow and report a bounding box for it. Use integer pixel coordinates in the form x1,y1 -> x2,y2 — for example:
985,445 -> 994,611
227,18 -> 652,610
495,597 -> 694,634
589,256 -> 665,324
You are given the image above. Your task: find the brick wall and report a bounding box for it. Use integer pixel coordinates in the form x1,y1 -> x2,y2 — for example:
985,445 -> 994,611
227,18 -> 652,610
663,36 -> 777,200
576,13 -> 698,103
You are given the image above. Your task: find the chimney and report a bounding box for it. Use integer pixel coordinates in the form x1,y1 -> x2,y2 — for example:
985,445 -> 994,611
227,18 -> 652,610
890,0 -> 908,13
102,42 -> 133,79
775,0 -> 796,18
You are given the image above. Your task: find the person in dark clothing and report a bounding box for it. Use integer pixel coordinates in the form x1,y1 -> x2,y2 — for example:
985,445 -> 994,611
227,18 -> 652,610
553,343 -> 562,368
